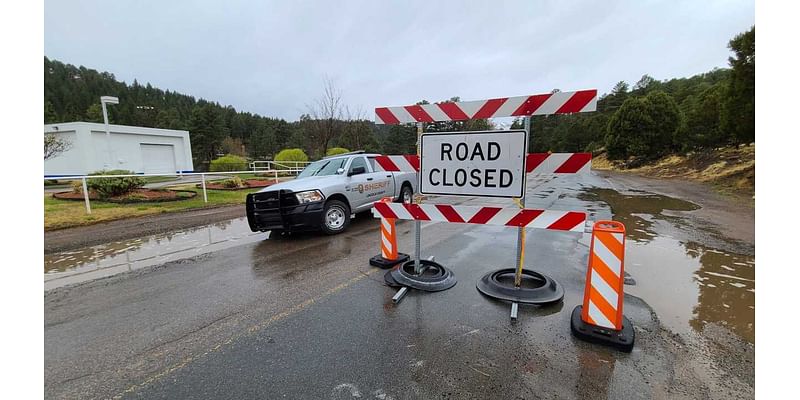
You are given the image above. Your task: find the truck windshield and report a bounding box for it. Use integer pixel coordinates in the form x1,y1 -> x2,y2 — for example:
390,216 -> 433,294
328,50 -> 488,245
296,158 -> 348,178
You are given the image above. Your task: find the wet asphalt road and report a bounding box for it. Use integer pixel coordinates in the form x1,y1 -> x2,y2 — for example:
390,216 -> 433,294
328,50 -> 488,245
44,173 -> 754,399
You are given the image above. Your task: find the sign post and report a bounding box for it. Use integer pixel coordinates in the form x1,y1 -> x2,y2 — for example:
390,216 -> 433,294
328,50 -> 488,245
414,122 -> 423,274
511,116 -> 531,319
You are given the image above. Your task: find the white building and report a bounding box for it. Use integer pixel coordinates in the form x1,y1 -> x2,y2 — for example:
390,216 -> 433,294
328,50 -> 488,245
44,122 -> 194,176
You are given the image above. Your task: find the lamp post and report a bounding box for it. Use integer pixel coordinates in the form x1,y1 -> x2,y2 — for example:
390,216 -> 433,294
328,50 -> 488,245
100,96 -> 119,169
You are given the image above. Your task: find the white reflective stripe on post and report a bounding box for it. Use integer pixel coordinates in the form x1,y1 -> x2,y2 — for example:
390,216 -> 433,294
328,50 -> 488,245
588,301 -> 615,329
201,174 -> 208,203
593,238 -> 621,277
590,269 -> 619,307
82,177 -> 91,214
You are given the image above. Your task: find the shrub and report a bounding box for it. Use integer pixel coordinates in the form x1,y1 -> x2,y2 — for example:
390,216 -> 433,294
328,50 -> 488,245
87,170 -> 145,199
325,147 -> 350,156
71,180 -> 83,193
604,91 -> 680,161
275,148 -> 309,162
221,176 -> 245,188
210,155 -> 248,172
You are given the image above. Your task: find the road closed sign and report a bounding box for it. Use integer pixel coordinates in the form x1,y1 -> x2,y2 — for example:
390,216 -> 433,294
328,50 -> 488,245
420,130 -> 526,198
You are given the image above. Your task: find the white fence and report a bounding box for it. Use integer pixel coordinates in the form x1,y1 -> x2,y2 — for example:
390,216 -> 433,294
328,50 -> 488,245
44,170 -> 296,214
250,160 -> 310,174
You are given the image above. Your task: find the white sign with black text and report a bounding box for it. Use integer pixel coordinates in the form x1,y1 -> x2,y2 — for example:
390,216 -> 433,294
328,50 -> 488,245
420,130 -> 527,198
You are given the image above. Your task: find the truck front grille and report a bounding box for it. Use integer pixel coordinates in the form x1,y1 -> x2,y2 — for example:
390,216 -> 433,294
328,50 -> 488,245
246,190 -> 299,231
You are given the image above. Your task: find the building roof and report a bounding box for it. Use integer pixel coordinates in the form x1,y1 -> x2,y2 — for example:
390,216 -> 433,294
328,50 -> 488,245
44,121 -> 189,137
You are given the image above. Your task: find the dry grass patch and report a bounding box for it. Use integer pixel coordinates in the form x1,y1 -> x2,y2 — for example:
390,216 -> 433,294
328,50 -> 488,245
593,145 -> 755,199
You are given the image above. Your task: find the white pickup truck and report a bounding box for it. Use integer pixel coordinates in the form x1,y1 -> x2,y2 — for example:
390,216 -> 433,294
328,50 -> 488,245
246,152 -> 417,235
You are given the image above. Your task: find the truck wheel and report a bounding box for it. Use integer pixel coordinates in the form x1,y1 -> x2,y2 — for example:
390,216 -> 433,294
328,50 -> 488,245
398,184 -> 413,204
322,199 -> 350,235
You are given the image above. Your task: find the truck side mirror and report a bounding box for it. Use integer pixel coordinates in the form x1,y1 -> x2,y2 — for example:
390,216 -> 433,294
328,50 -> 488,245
348,166 -> 366,176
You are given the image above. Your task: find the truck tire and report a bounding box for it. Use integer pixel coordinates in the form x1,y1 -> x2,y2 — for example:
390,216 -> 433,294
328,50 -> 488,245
398,184 -> 413,204
321,199 -> 350,235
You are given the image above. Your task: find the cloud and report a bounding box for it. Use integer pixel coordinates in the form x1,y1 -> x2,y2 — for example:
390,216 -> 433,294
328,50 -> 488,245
44,0 -> 754,121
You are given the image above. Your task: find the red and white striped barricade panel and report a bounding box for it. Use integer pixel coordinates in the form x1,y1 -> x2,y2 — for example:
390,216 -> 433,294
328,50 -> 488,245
372,202 -> 586,232
526,153 -> 591,174
374,153 -> 591,175
375,90 -> 597,125
373,155 -> 420,174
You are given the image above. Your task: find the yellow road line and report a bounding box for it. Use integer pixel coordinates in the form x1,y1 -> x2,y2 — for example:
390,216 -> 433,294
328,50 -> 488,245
113,268 -> 379,398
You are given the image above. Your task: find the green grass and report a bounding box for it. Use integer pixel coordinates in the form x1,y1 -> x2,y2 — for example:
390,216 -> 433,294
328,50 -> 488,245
44,185 -> 260,231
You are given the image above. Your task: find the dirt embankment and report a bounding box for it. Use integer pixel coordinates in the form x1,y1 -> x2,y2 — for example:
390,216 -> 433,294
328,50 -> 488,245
592,144 -> 755,200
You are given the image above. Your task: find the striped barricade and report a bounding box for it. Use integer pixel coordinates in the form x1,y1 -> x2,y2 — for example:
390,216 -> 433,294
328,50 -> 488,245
372,202 -> 586,232
525,153 -> 591,174
374,153 -> 591,175
375,90 -> 597,124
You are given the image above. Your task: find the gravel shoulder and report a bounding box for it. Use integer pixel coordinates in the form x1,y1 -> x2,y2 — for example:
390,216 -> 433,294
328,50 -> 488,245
44,205 -> 245,254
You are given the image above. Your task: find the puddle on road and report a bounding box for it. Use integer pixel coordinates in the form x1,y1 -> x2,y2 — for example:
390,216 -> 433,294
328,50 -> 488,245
580,188 -> 755,343
44,217 -> 264,290
580,188 -> 701,242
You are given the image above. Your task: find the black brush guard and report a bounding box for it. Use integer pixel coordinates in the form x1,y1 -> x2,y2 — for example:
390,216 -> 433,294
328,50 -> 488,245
246,189 -> 324,232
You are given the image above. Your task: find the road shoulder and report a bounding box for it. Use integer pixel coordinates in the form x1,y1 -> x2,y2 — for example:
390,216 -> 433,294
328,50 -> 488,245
44,205 -> 245,254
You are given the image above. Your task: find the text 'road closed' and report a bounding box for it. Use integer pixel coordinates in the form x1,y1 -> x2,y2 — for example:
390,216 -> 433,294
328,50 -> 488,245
420,130 -> 526,198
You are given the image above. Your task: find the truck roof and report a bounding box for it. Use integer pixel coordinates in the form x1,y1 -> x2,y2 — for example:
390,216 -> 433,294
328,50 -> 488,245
322,151 -> 382,160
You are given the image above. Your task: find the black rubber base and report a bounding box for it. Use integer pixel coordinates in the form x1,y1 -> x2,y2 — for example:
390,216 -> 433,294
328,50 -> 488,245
384,269 -> 402,287
369,253 -> 410,269
570,306 -> 635,353
476,268 -> 564,305
384,259 -> 457,292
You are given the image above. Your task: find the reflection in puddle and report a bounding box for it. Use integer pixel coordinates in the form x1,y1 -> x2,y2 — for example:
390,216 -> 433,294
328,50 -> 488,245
687,242 -> 754,342
44,217 -> 264,290
579,188 -> 700,242
581,188 -> 754,343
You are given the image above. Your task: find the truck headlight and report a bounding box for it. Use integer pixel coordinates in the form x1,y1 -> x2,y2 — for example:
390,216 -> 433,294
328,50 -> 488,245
295,190 -> 324,204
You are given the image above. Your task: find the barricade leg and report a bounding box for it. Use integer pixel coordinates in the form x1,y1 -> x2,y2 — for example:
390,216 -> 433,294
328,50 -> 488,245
475,116 -> 564,316
570,220 -> 635,352
369,197 -> 409,269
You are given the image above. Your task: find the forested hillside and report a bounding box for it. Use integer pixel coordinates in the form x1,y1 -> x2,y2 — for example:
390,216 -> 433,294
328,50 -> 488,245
45,27 -> 754,170
518,27 -> 754,164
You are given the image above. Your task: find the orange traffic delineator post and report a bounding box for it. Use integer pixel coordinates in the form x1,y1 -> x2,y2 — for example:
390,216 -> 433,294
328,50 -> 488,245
369,197 -> 409,269
570,220 -> 635,352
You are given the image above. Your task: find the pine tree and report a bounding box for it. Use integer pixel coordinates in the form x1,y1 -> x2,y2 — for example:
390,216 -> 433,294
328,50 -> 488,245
381,125 -> 417,155
85,104 -> 104,122
721,26 -> 755,145
188,104 -> 229,168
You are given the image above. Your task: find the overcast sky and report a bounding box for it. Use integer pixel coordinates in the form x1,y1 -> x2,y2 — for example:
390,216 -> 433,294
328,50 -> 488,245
44,0 -> 754,121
